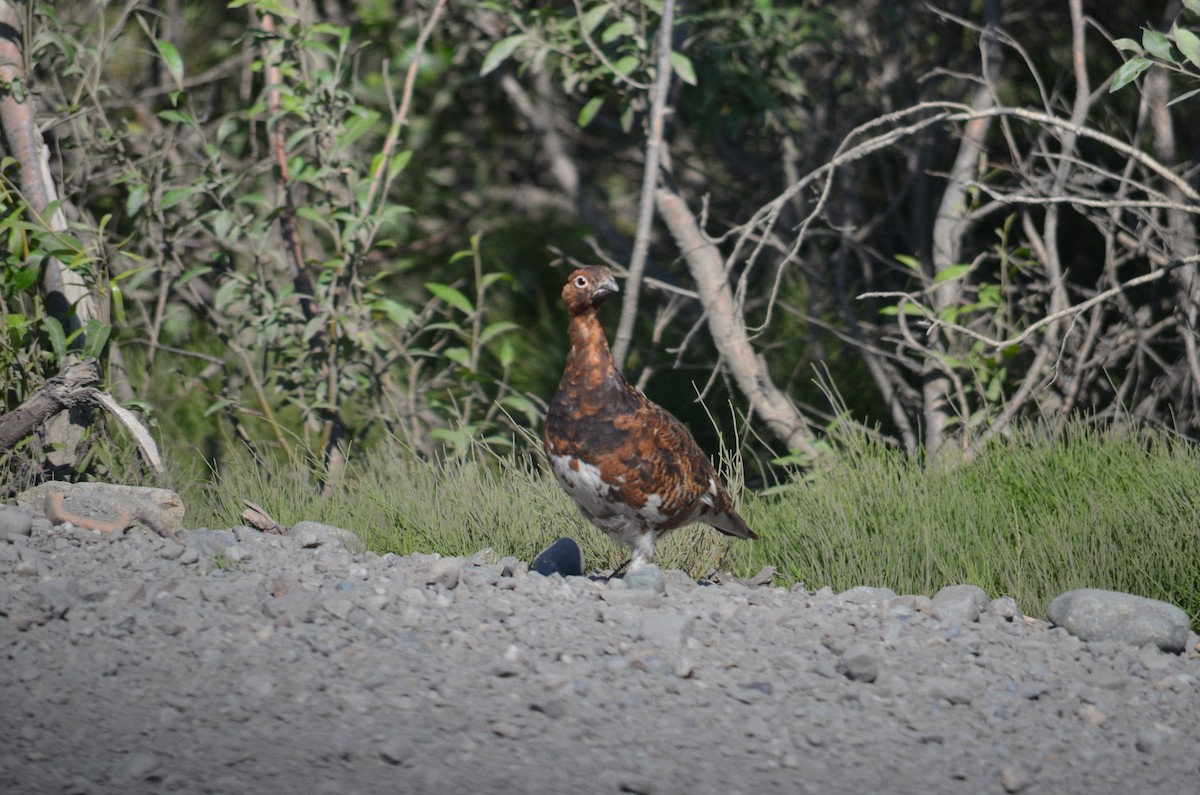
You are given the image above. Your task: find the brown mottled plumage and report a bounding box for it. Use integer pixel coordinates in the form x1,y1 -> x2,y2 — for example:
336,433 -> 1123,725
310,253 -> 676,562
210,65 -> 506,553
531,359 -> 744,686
543,266 -> 756,570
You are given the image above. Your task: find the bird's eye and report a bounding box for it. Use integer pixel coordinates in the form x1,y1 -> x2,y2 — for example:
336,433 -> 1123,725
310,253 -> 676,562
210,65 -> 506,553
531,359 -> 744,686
574,276 -> 588,288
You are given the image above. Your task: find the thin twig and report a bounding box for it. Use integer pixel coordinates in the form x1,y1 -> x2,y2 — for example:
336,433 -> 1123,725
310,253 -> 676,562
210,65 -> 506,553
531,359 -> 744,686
365,0 -> 448,212
858,259 -> 1198,351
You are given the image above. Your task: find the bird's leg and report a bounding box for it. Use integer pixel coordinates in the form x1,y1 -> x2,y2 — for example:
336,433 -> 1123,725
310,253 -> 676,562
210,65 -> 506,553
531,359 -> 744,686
607,557 -> 632,580
628,532 -> 655,572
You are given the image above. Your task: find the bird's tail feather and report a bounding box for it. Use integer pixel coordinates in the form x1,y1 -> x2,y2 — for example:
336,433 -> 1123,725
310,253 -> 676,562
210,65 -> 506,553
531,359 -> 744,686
704,508 -> 757,540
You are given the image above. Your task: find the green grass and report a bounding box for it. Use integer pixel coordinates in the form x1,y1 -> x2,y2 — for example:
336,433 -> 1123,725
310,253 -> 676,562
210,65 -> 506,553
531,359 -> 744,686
178,440 -> 735,575
174,421 -> 1200,628
736,422 -> 1200,626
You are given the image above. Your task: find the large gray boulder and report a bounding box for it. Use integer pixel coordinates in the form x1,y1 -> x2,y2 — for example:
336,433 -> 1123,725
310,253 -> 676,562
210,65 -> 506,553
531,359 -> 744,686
1048,588 -> 1190,653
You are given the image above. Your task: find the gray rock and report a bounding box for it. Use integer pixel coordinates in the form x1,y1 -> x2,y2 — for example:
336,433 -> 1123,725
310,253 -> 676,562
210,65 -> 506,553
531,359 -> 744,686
498,556 -> 525,577
16,482 -> 185,531
113,751 -> 160,781
838,585 -> 897,607
1047,589 -> 1190,653
624,565 -> 666,593
889,594 -> 932,615
840,643 -> 880,683
0,505 -> 34,537
637,610 -> 696,648
290,521 -> 366,553
987,596 -> 1022,621
322,596 -> 354,621
931,584 -> 988,624
1000,764 -> 1033,793
426,557 -> 464,589
36,577 -> 81,619
922,675 -> 983,705
1135,727 -> 1165,753
183,528 -> 239,558
379,737 -> 409,765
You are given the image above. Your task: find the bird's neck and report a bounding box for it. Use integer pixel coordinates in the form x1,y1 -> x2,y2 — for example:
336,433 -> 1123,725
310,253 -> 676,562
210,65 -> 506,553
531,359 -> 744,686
565,311 -> 617,387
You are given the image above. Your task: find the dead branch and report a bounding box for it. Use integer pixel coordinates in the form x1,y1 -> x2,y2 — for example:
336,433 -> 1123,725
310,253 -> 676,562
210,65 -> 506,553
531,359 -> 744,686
656,185 -> 821,459
611,0 -> 676,369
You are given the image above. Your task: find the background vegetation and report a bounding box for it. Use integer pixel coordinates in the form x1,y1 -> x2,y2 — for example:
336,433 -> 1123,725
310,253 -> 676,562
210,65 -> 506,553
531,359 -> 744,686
2,0 -> 1198,623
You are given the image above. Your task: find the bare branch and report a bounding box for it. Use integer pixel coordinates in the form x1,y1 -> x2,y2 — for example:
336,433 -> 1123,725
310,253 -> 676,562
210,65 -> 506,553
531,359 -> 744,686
656,185 -> 821,459
611,0 -> 676,369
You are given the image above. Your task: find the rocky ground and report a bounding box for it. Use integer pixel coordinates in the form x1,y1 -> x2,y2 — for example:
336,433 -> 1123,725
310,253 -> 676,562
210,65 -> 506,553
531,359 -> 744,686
1,484 -> 1198,795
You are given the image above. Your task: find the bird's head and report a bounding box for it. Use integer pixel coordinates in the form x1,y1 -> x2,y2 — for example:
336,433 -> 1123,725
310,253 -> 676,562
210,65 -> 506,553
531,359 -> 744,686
562,266 -> 620,315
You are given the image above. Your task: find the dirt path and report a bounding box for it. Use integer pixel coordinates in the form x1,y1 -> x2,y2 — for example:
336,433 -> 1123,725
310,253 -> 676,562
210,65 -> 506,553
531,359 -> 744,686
2,517 -> 1198,794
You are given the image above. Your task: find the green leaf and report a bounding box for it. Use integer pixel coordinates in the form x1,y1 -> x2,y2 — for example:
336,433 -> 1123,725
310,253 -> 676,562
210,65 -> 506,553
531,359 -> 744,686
1142,28 -> 1175,62
6,264 -> 39,294
1172,25 -> 1200,69
613,55 -> 639,76
1187,0 -> 1200,15
153,38 -> 184,90
601,18 -> 635,44
372,297 -> 414,326
878,303 -> 925,317
162,185 -> 201,210
425,282 -> 474,314
480,321 -> 519,344
1168,86 -> 1200,106
444,347 -> 472,368
156,109 -> 194,125
619,102 -> 635,132
175,265 -> 212,289
577,96 -> 604,128
1112,38 -> 1142,52
125,184 -> 148,217
1109,57 -> 1151,93
500,392 -> 535,416
338,108 -> 381,148
213,278 -> 243,311
933,264 -> 971,284
42,316 -> 66,363
581,4 -> 609,33
388,150 -> 413,181
670,52 -> 697,86
111,285 -> 126,325
481,34 -> 525,77
82,319 -> 111,359
893,253 -> 922,271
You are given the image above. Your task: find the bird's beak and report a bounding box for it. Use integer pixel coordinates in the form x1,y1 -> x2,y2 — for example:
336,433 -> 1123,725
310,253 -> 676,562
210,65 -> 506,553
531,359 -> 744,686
597,275 -> 619,297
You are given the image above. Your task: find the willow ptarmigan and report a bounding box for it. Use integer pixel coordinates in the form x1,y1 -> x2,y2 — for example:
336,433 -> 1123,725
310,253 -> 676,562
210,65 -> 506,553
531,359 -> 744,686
543,265 -> 757,571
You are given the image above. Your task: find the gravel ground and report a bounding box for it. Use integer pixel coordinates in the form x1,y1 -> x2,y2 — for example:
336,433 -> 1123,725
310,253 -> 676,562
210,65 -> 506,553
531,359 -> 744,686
2,514 -> 1198,795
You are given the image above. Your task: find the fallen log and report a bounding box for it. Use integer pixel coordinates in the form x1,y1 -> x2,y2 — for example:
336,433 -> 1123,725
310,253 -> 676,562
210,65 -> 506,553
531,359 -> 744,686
0,359 -> 99,452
